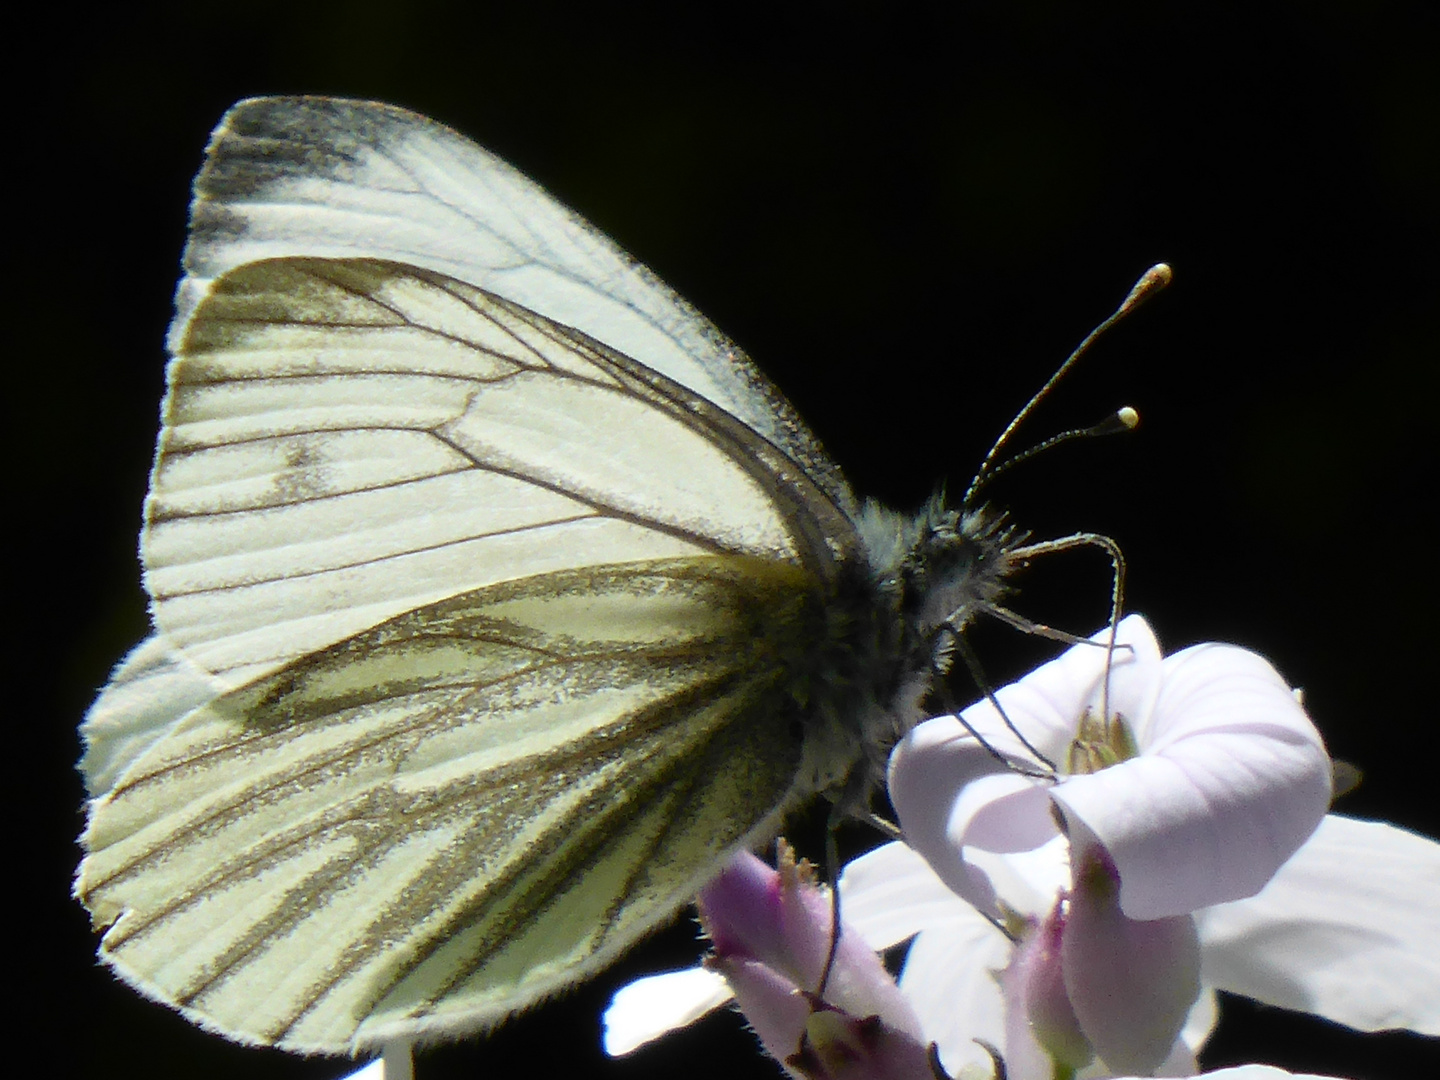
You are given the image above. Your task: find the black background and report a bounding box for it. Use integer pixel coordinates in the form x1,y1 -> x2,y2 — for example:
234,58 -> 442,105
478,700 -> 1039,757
18,3 -> 1437,1079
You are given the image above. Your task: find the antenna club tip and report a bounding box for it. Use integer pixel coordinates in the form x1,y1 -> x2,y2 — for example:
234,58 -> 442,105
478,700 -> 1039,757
1120,263 -> 1174,313
1117,406 -> 1140,429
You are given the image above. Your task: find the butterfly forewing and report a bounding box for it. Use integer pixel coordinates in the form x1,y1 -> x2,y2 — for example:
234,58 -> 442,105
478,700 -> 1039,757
143,258 -> 851,692
178,97 -> 853,513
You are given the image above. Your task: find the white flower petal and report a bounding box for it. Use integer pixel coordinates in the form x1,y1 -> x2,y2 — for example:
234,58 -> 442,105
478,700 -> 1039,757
957,773 -> 1058,852
840,842 -> 969,951
870,618 -> 1425,1078
1152,642 -> 1321,745
602,967 -> 733,1055
840,845 -> 1015,1077
889,716 -> 1063,916
898,906 -> 1012,1077
888,718 -> 1019,914
1053,642 -> 1331,918
892,617 -> 1333,922
1000,614 -> 1166,753
1196,814 -> 1440,1035
965,835 -> 1070,918
901,618 -> 1158,773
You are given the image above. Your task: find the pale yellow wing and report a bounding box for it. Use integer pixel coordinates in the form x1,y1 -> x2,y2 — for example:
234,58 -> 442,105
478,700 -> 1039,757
176,96 -> 854,514
141,257 -> 854,696
78,256 -> 863,1053
80,556 -> 833,1052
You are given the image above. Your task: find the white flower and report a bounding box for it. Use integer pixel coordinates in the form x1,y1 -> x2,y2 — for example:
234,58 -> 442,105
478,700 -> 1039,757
604,616 -> 1438,1078
843,816 -> 1440,1077
889,615 -> 1333,927
843,615 -> 1440,1077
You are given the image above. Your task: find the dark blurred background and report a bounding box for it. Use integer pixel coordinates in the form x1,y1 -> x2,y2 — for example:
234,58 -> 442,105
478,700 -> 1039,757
18,3 -> 1437,1078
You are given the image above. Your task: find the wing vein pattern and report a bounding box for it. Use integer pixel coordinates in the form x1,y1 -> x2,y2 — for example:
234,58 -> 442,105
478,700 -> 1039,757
177,96 -> 855,515
144,257 -> 853,689
81,558 -> 834,1050
77,96 -> 884,1058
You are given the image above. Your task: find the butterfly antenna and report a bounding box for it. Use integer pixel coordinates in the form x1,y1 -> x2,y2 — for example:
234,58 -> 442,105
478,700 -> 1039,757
821,266 -> 1164,998
979,406 -> 1140,490
962,263 -> 1172,510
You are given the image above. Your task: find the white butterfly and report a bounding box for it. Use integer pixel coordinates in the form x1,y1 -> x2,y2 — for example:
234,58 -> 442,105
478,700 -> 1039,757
75,98 -> 1029,1056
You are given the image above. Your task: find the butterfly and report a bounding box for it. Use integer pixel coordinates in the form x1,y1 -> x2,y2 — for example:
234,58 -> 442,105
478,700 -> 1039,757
75,97 -> 1044,1057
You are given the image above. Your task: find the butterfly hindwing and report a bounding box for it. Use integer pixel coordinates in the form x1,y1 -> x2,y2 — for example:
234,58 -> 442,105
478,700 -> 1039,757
80,556 -> 826,1050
